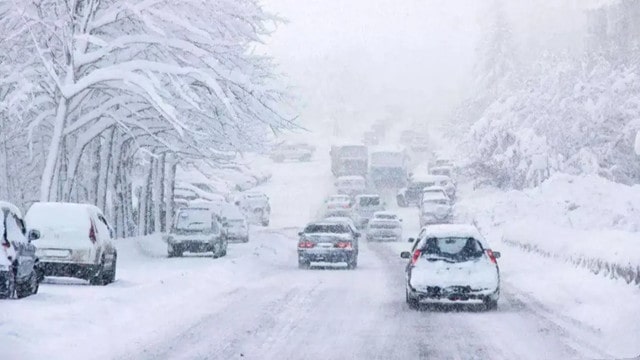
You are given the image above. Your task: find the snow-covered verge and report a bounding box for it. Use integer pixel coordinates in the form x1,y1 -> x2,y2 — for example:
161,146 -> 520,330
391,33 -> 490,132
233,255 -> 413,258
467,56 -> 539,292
455,173 -> 640,357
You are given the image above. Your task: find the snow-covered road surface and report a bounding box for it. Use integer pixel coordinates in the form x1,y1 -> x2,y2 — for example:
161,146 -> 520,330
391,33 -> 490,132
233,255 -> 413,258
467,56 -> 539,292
1,155 -> 635,359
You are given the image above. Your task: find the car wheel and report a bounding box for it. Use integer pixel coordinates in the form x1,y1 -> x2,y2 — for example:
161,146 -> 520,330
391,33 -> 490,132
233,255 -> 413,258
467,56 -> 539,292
298,259 -> 310,269
104,254 -> 117,284
89,258 -> 106,286
262,220 -> 270,227
212,242 -> 221,258
221,241 -> 228,257
347,256 -> 358,270
243,237 -> 249,243
406,289 -> 419,310
484,299 -> 498,311
16,270 -> 38,298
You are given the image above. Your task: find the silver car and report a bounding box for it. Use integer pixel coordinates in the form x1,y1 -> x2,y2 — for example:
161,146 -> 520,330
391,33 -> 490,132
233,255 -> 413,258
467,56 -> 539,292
366,218 -> 402,242
297,222 -> 359,269
164,207 -> 228,258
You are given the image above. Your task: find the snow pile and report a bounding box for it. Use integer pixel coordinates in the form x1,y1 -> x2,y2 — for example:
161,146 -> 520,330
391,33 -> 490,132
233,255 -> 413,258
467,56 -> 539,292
458,173 -> 640,285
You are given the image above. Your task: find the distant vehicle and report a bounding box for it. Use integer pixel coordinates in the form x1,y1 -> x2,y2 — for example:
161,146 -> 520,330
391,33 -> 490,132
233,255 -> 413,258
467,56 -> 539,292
352,194 -> 385,229
419,193 -> 453,227
399,130 -> 415,144
366,213 -> 402,242
220,205 -> 249,243
408,134 -> 430,153
297,222 -> 359,269
270,143 -> 313,162
236,191 -> 271,226
369,147 -> 409,188
0,202 -> 39,299
189,198 -> 228,220
401,224 -> 501,310
324,194 -> 353,210
397,174 -> 447,207
362,131 -> 379,146
415,174 -> 456,201
421,186 -> 449,202
430,158 -> 454,168
26,202 -> 117,285
322,216 -> 360,238
430,166 -> 454,179
334,176 -> 367,196
164,207 -> 228,258
330,144 -> 368,177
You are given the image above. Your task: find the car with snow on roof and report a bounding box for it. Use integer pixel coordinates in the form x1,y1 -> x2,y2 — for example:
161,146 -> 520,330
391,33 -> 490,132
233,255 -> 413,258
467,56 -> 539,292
334,175 -> 367,196
366,212 -> 402,242
235,191 -> 271,226
270,142 -> 314,162
419,192 -> 453,227
26,202 -> 117,285
397,174 -> 449,207
0,201 -> 40,299
297,221 -> 359,269
163,206 -> 228,258
352,194 -> 385,229
401,224 -> 501,310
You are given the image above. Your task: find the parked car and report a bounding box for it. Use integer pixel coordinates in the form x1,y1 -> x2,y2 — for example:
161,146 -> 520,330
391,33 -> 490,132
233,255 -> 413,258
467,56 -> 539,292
401,224 -> 501,310
430,166 -> 455,180
297,222 -> 358,269
366,215 -> 402,242
270,143 -> 313,162
164,207 -> 228,258
352,194 -> 385,229
26,202 -> 117,285
0,201 -> 39,298
415,174 -> 456,200
421,186 -> 450,202
419,193 -> 453,227
397,175 -> 443,207
220,205 -> 249,243
334,176 -> 367,196
236,191 -> 271,226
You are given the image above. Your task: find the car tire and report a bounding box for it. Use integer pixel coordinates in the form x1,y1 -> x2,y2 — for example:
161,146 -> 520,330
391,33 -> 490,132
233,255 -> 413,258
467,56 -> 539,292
242,237 -> 249,243
347,256 -> 358,270
221,241 -> 228,257
484,299 -> 498,311
262,220 -> 270,227
298,259 -> 310,269
16,270 -> 38,298
104,254 -> 117,284
406,289 -> 419,310
168,245 -> 183,258
89,258 -> 106,286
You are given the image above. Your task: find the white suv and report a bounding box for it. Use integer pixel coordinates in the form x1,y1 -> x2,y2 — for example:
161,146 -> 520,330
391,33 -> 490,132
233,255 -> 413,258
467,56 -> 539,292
26,202 -> 117,285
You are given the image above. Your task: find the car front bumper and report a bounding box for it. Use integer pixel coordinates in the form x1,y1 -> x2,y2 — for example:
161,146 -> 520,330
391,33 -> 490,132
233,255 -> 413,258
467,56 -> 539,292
170,240 -> 217,253
40,262 -> 100,280
409,284 -> 499,304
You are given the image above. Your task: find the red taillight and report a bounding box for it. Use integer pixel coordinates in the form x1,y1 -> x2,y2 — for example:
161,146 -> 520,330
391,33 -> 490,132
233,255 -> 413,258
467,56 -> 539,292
89,221 -> 97,244
1,241 -> 9,249
486,249 -> 497,264
335,241 -> 352,249
411,249 -> 421,265
298,240 -> 315,249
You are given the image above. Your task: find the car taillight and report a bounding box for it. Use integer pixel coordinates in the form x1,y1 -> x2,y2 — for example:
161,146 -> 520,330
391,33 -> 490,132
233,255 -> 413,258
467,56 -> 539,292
411,249 -> 421,265
298,240 -> 315,249
335,241 -> 352,249
89,221 -> 97,244
486,249 -> 497,264
1,241 -> 9,249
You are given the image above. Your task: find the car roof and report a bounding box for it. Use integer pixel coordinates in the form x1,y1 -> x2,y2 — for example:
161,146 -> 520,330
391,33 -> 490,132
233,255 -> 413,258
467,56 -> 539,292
0,201 -> 22,218
420,224 -> 484,241
412,174 -> 449,182
355,194 -> 380,198
374,211 -> 396,216
422,192 -> 449,200
422,186 -> 446,192
337,175 -> 365,181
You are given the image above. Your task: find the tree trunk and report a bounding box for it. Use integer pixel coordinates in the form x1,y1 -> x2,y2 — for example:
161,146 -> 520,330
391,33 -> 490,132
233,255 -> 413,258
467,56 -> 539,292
164,155 -> 177,233
153,156 -> 163,233
40,97 -> 68,201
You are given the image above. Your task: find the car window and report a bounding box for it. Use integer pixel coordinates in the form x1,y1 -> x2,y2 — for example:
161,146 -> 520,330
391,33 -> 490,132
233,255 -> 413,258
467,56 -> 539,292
6,212 -> 26,243
304,224 -> 349,234
421,237 -> 484,262
358,197 -> 380,206
175,208 -> 214,231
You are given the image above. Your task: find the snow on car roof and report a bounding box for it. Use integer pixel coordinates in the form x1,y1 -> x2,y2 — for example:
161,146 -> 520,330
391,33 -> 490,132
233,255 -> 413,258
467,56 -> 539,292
373,211 -> 396,217
421,224 -> 484,241
422,192 -> 449,200
422,186 -> 446,192
337,175 -> 365,181
412,174 -> 449,182
0,201 -> 22,217
355,194 -> 380,198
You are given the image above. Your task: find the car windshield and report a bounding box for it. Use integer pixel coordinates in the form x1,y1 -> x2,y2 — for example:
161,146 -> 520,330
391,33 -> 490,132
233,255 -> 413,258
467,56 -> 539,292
304,224 -> 349,234
175,208 -> 214,231
375,214 -> 396,220
421,237 -> 483,262
423,199 -> 449,206
358,197 -> 380,206
369,221 -> 398,229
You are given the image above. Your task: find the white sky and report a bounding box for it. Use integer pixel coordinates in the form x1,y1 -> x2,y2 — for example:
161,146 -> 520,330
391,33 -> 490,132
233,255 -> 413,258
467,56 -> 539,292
260,0 -> 482,131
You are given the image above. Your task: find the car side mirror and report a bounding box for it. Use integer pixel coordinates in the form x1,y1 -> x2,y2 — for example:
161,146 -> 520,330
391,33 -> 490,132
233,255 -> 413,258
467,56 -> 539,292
355,233 -> 361,238
399,219 -> 403,222
400,251 -> 411,259
28,229 -> 41,241
298,232 -> 304,236
493,251 -> 501,259
408,237 -> 415,243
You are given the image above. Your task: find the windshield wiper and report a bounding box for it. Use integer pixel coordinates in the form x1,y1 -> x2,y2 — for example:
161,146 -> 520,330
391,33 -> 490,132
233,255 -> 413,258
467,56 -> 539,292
424,255 -> 456,263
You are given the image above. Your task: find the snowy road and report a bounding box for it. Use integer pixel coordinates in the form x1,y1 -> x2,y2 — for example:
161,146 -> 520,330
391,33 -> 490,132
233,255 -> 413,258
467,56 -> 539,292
1,156 -> 631,359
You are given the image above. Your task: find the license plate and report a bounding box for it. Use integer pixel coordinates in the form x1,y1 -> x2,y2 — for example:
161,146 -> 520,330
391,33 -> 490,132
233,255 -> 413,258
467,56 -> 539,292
45,249 -> 70,257
317,243 -> 333,248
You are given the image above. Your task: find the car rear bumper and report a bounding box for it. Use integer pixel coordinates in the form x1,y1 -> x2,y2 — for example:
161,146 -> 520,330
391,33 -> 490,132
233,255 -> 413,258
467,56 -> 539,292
367,233 -> 400,241
409,285 -> 499,303
41,262 -> 100,279
299,249 -> 355,263
171,241 -> 216,253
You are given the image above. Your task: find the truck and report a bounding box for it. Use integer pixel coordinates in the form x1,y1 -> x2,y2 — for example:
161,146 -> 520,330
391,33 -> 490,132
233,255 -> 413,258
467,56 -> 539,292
330,144 -> 368,177
369,147 -> 409,188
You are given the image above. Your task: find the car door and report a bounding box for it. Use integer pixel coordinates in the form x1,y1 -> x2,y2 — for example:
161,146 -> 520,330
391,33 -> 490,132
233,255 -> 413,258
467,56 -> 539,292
6,211 -> 34,280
